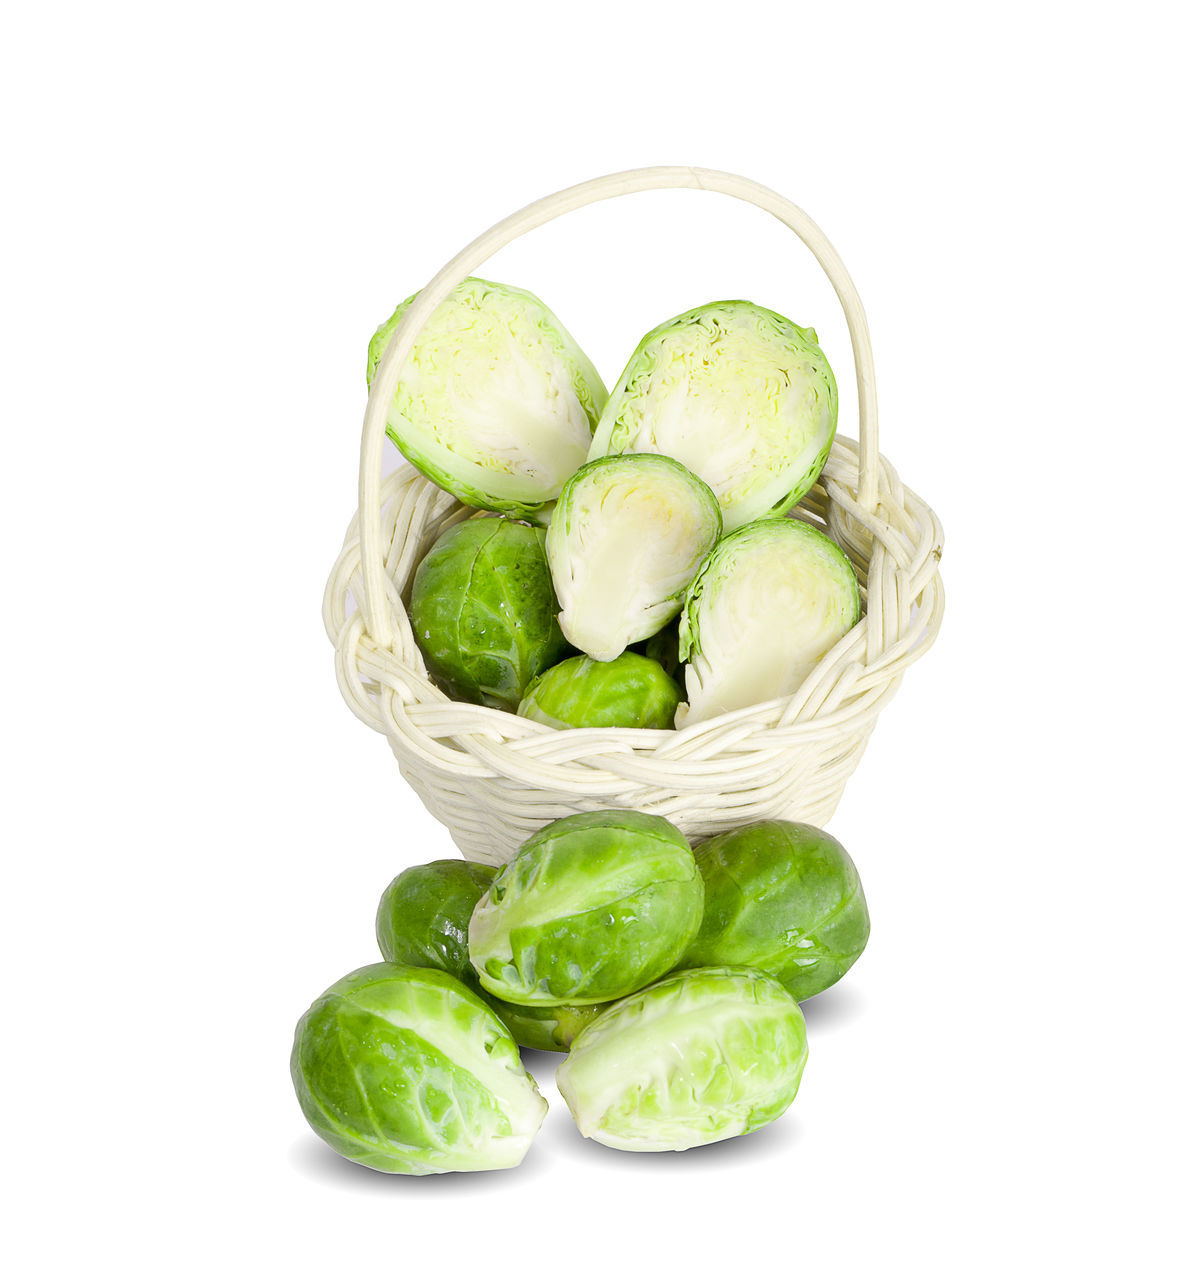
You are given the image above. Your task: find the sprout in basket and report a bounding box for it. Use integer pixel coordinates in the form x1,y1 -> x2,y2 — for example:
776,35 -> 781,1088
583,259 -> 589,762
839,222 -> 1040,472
518,652 -> 682,731
556,966 -> 808,1152
376,860 -> 496,985
676,518 -> 861,727
547,455 -> 722,661
368,277 -> 608,515
409,516 -> 572,711
468,810 -> 704,1006
588,300 -> 837,532
291,963 -> 547,1174
681,820 -> 870,1001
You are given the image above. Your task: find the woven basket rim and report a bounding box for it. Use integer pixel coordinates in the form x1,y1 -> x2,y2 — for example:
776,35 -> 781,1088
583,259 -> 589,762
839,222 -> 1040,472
324,167 -> 945,795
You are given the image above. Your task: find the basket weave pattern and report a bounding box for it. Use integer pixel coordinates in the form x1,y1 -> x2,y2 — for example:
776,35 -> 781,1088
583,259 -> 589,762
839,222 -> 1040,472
323,168 -> 944,865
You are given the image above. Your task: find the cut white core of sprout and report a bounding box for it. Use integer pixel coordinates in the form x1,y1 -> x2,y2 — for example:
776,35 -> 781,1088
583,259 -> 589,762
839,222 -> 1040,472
370,279 -> 607,512
589,300 -> 837,532
548,456 -> 721,662
676,520 -> 860,727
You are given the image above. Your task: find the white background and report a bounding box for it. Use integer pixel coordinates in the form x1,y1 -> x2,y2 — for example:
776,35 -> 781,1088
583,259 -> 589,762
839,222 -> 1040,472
4,2 -> 1197,1276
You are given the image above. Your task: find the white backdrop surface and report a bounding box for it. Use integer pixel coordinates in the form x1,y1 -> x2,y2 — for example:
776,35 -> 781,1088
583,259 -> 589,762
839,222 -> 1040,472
4,3 -> 1196,1276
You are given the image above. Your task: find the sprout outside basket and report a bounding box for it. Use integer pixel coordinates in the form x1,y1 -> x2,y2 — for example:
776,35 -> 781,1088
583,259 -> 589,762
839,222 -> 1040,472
323,167 -> 945,865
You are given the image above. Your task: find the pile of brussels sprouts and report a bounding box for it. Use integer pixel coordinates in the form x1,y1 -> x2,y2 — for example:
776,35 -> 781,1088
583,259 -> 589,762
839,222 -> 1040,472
380,278 -> 862,728
291,811 -> 870,1173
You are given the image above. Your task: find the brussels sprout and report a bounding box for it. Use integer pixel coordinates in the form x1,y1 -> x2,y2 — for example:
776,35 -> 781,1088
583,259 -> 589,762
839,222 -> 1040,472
290,963 -> 547,1175
556,965 -> 807,1152
468,810 -> 703,1006
518,652 -> 681,730
484,995 -> 610,1054
373,858 -> 603,1052
547,455 -> 722,661
588,300 -> 837,532
680,820 -> 870,1001
368,278 -> 607,515
676,518 -> 861,727
409,516 -> 572,710
376,860 -> 496,984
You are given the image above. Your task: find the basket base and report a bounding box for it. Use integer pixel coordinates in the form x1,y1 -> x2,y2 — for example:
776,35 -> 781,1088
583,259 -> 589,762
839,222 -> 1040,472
391,729 -> 874,864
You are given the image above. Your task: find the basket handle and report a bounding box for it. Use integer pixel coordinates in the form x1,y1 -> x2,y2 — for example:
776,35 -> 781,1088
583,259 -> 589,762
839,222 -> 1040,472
359,166 -> 879,648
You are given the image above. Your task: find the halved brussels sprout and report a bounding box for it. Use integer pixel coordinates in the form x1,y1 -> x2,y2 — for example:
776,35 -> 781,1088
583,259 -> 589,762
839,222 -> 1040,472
409,516 -> 572,711
376,860 -> 496,984
547,455 -> 721,661
676,518 -> 861,727
680,820 -> 870,1000
368,278 -> 608,515
468,810 -> 703,1006
291,963 -> 547,1174
518,652 -> 681,730
556,965 -> 807,1152
484,996 -> 610,1054
588,300 -> 837,532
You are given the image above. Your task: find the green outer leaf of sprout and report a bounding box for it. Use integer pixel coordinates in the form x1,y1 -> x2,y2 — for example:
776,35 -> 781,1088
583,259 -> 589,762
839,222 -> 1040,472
517,652 -> 682,731
468,810 -> 703,1006
290,963 -> 546,1174
680,820 -> 870,1001
376,860 -> 497,984
409,516 -> 572,711
556,965 -> 807,1152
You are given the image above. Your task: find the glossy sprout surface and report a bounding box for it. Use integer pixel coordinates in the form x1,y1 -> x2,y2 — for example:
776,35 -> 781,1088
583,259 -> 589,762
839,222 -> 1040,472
681,820 -> 870,1000
410,517 -> 571,711
518,652 -> 681,730
557,965 -> 807,1151
468,810 -> 703,1006
291,963 -> 546,1174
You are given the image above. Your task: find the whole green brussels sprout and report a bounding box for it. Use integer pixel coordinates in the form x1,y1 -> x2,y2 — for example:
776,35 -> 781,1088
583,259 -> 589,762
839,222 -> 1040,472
680,820 -> 870,1001
374,858 -> 601,1052
468,810 -> 703,1006
410,516 -> 572,710
557,965 -> 807,1152
290,962 -> 547,1175
518,652 -> 681,730
376,860 -> 496,984
484,995 -> 610,1054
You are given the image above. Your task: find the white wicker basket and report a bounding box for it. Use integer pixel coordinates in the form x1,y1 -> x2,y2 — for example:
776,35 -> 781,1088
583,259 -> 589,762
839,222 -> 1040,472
323,167 -> 944,865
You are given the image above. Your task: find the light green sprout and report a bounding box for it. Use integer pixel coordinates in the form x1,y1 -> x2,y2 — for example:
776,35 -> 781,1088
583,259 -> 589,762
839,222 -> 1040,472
547,454 -> 721,661
589,300 -> 837,532
676,518 -> 861,727
468,810 -> 703,1006
557,965 -> 808,1152
290,963 -> 546,1175
369,278 -> 607,515
518,652 -> 682,730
